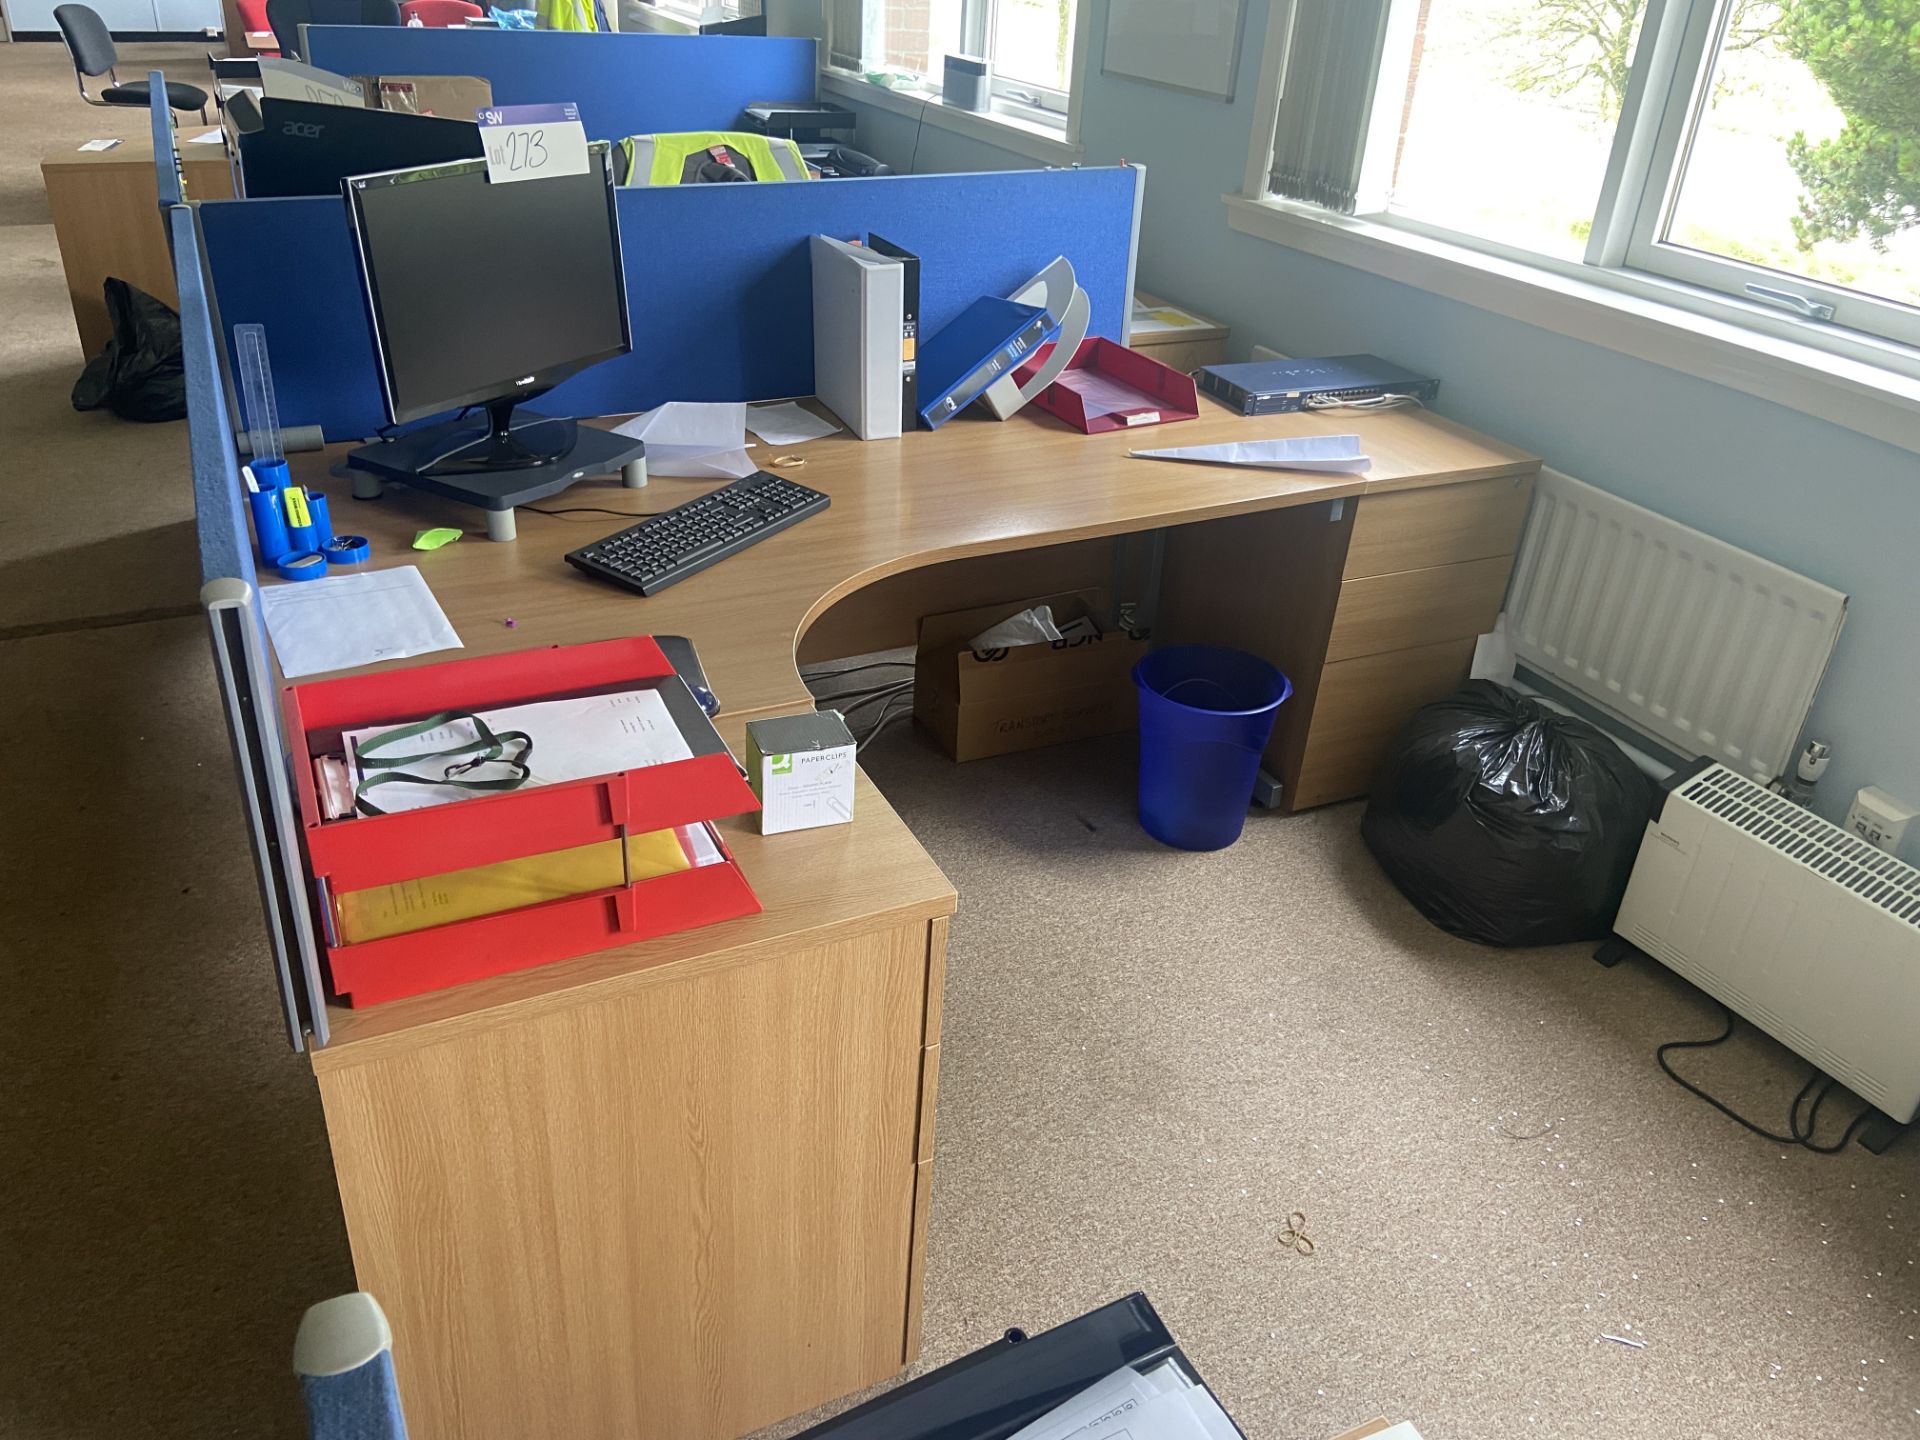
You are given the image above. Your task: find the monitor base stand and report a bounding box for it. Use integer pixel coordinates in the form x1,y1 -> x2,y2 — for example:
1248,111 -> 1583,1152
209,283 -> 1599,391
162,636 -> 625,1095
343,411 -> 648,542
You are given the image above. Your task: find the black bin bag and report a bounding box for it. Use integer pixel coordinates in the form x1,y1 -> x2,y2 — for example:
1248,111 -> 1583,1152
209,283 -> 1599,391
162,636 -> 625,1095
71,279 -> 186,423
1361,680 -> 1657,947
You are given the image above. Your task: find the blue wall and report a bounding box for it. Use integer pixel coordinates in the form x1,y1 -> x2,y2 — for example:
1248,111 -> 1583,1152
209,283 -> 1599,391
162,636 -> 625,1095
833,0 -> 1920,856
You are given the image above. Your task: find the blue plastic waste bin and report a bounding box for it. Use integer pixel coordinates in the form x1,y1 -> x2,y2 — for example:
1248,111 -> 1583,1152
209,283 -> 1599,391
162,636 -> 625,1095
1133,645 -> 1292,851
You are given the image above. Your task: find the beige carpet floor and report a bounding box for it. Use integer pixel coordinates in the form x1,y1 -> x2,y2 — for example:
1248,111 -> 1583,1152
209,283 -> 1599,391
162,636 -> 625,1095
0,41 -> 207,635
3,38 -> 1919,1440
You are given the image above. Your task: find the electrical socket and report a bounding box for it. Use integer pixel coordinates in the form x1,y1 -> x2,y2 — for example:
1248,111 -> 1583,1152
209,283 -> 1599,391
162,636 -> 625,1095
1845,786 -> 1917,854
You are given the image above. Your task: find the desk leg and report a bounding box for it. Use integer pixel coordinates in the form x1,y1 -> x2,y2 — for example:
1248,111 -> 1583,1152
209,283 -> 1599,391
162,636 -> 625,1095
313,917 -> 942,1440
1158,502 -> 1352,810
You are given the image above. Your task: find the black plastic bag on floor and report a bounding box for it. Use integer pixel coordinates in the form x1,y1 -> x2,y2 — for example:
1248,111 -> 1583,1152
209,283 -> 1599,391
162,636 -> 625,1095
1361,680 -> 1657,947
71,278 -> 187,423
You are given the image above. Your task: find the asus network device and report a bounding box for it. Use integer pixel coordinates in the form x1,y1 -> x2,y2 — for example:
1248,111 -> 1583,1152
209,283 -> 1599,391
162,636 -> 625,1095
1197,353 -> 1439,416
340,143 -> 647,540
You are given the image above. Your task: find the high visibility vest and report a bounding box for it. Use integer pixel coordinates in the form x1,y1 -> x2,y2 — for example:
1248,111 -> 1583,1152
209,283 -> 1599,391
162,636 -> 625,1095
616,131 -> 812,186
535,0 -> 594,30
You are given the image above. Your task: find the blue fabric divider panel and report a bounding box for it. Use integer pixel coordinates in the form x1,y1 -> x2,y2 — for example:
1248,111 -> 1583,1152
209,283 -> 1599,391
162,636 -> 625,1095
171,204 -> 256,591
301,28 -> 816,143
198,165 -> 1141,441
151,80 -> 182,208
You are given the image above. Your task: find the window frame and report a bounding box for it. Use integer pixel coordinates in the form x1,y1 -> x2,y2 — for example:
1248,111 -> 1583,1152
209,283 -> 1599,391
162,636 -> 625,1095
1250,0 -> 1920,382
972,0 -> 1074,117
825,0 -> 1082,130
1611,0 -> 1920,351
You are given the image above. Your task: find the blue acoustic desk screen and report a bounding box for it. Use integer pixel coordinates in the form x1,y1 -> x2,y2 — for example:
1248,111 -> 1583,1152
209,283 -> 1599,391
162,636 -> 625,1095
197,164 -> 1142,440
301,28 -> 816,142
170,201 -> 330,1055
173,205 -> 254,588
150,76 -> 183,208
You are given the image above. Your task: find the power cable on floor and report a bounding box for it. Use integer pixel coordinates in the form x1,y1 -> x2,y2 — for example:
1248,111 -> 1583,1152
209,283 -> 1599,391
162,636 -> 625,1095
1657,1001 -> 1876,1154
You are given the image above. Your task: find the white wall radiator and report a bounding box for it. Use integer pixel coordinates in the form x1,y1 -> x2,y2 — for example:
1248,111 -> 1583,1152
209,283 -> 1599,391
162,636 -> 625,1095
1505,469 -> 1847,784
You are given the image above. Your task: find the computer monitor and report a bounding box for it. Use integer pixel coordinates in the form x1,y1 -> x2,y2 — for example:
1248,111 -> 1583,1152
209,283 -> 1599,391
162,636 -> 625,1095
343,143 -> 637,476
238,100 -> 486,199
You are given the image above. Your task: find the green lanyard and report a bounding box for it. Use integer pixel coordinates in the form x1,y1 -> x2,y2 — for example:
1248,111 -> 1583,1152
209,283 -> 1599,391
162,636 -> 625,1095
352,710 -> 534,817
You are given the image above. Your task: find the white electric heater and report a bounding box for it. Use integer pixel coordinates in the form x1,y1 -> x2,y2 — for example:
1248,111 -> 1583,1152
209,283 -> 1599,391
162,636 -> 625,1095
1613,762 -> 1920,1126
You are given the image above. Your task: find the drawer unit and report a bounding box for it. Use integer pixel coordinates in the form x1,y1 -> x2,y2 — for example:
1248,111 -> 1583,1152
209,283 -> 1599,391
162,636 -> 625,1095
1158,465 -> 1538,813
1324,553 -> 1514,663
1344,472 -> 1533,579
1291,638 -> 1478,810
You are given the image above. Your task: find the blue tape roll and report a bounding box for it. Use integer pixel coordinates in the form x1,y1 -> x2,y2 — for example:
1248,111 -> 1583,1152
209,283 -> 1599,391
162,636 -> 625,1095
325,535 -> 371,564
275,549 -> 329,582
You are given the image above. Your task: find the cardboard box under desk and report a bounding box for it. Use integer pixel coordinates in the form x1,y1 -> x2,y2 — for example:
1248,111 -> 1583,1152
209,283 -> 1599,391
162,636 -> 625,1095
914,592 -> 1147,762
354,74 -> 493,117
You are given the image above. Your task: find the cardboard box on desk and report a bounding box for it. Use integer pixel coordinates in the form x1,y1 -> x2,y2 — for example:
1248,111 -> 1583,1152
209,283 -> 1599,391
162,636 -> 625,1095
355,74 -> 494,117
914,592 -> 1148,762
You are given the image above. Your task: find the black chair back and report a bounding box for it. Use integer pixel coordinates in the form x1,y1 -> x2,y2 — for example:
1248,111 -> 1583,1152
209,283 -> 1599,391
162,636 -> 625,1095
53,4 -> 118,79
264,0 -> 309,59
266,0 -> 398,60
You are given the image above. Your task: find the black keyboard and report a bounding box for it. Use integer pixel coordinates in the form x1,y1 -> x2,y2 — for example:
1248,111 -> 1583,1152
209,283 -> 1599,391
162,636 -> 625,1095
564,471 -> 830,596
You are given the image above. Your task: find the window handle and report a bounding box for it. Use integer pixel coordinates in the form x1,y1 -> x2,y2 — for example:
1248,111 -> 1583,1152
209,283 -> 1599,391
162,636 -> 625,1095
1745,283 -> 1836,322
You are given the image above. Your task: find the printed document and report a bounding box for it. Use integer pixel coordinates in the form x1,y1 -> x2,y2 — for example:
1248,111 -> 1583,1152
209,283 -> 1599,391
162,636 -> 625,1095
344,686 -> 694,814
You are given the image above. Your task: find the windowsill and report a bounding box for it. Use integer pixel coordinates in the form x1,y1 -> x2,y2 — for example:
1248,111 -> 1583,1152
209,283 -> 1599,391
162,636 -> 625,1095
1223,192 -> 1920,459
820,69 -> 1083,167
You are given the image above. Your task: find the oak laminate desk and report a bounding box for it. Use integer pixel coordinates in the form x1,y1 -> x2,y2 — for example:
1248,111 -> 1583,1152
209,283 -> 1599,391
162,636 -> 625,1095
41,132 -> 233,359
278,401 -> 1536,1440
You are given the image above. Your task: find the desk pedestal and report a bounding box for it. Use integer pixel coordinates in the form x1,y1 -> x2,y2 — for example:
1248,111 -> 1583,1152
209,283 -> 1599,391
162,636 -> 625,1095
314,910 -> 949,1440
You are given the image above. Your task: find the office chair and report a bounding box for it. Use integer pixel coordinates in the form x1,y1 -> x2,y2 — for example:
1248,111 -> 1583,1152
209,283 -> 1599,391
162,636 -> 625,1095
265,0 -> 401,61
399,0 -> 482,22
234,0 -> 280,52
53,5 -> 209,122
295,1292 -> 408,1440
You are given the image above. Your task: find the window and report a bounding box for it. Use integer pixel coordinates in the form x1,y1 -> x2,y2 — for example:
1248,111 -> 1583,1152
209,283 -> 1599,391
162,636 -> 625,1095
625,0 -> 758,28
1256,0 -> 1920,365
830,0 -> 1079,123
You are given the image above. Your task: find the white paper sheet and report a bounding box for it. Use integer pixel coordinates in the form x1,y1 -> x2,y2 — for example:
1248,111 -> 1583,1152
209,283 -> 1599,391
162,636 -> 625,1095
187,129 -> 227,145
1012,1364 -> 1242,1440
1080,1394 -> 1217,1440
344,687 -> 695,815
745,400 -> 842,445
260,565 -> 461,679
614,403 -> 761,476
1008,1368 -> 1159,1440
680,821 -> 726,868
649,447 -> 760,479
1053,367 -> 1163,420
614,401 -> 748,450
1131,433 -> 1371,474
